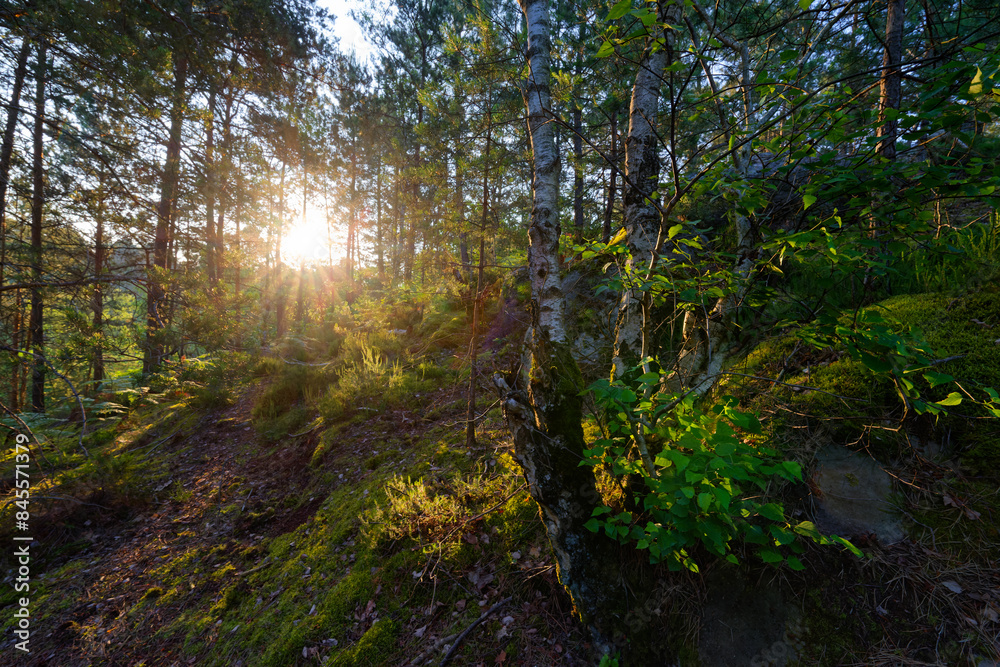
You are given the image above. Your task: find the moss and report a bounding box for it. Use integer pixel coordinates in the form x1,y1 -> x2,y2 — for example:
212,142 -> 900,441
331,619 -> 400,666
535,340 -> 587,452
140,587 -> 164,603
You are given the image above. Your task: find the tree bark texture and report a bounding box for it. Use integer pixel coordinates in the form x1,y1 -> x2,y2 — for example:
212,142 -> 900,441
507,0 -> 625,646
145,53 -> 188,372
877,0 -> 905,160
29,43 -> 47,412
0,37 -> 31,290
602,108 -> 619,244
614,0 -> 681,372
205,88 -> 218,284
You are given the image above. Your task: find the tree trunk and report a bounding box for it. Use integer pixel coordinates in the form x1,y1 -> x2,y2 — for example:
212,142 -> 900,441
457,158 -> 470,283
502,0 -> 623,647
205,88 -> 217,284
28,43 -> 47,413
275,161 -> 287,338
234,165 -> 242,298
92,169 -> 106,390
602,107 -> 619,244
145,52 -> 188,372
573,105 -> 584,244
467,112 -> 491,449
614,0 -> 682,373
0,37 -> 30,291
876,0 -> 905,160
376,155 -> 384,283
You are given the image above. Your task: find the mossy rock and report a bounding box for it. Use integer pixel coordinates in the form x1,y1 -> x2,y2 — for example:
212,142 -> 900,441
726,284 -> 1000,474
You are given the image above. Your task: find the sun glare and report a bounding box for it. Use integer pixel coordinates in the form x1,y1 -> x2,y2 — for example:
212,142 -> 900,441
282,209 -> 336,266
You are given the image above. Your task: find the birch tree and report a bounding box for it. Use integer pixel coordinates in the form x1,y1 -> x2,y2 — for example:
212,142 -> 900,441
494,0 -> 625,647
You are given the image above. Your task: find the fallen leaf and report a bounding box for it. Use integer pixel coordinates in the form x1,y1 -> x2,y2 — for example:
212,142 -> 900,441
965,507 -> 982,520
414,625 -> 427,638
984,607 -> 999,623
495,650 -> 507,664
455,599 -> 466,612
942,580 -> 963,594
529,546 -> 541,557
463,533 -> 479,545
502,615 -> 514,625
510,551 -> 521,560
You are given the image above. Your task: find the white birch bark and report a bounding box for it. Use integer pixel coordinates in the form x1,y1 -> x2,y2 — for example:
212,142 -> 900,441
614,0 -> 682,374
520,0 -> 565,345
493,0 -> 626,648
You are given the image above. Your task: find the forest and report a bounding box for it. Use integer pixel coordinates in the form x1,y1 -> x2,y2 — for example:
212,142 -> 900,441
1,0 -> 999,664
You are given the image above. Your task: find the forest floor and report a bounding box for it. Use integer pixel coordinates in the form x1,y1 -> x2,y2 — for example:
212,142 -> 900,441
3,284 -> 1000,666
2,355 -> 589,667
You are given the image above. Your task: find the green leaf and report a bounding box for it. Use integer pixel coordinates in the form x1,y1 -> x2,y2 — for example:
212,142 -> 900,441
584,518 -> 601,532
605,0 -> 632,21
596,40 -> 615,58
657,449 -> 690,471
668,223 -> 684,239
757,503 -> 785,522
860,352 -> 892,374
780,461 -> 802,481
936,392 -> 962,407
697,492 -> 712,512
923,371 -> 955,388
769,524 -> 796,546
727,410 -> 762,435
802,194 -> 817,210
760,549 -> 783,563
712,486 -> 732,509
786,555 -> 806,571
714,439 -> 736,456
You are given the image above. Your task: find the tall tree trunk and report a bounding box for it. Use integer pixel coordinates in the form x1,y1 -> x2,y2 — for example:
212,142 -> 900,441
499,0 -> 622,647
275,161 -> 287,338
467,110 -> 491,449
613,0 -> 682,374
92,169 -> 106,390
376,155 -> 384,283
28,43 -> 47,412
10,287 -> 22,411
602,107 -> 619,243
205,88 -> 217,284
217,55 -> 237,282
0,38 -> 30,291
145,52 -> 188,372
573,19 -> 585,244
347,147 -> 357,280
392,168 -> 402,286
295,261 -> 305,330
573,105 -> 584,244
876,0 -> 905,160
234,164 -> 242,298
457,159 -> 470,283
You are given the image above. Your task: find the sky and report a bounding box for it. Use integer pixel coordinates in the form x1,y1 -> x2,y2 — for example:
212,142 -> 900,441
319,0 -> 377,63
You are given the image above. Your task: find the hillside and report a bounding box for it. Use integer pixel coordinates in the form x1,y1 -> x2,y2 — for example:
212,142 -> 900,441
2,283 -> 999,665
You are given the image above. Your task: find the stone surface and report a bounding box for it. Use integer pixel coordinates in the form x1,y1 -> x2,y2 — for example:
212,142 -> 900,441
698,568 -> 802,667
811,445 -> 904,544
